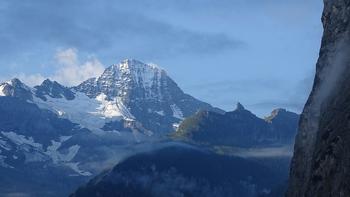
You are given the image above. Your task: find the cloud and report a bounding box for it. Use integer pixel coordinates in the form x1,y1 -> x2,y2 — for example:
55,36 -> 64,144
54,48 -> 78,66
0,0 -> 322,116
6,48 -> 105,87
0,0 -> 243,62
3,193 -> 31,197
231,146 -> 294,158
52,48 -> 105,86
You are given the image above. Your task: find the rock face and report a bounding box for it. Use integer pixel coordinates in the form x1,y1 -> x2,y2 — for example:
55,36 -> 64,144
265,108 -> 300,145
75,59 -> 223,134
35,79 -> 75,101
0,78 -> 33,100
173,103 -> 299,148
0,97 -> 89,196
287,1 -> 350,196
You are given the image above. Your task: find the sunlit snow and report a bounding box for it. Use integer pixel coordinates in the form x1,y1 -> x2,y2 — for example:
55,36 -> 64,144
34,92 -> 134,133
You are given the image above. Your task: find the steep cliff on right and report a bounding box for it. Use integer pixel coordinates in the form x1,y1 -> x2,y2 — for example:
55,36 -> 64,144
287,0 -> 350,196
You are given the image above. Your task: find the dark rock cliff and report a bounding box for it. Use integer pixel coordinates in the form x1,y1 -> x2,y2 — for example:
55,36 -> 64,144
287,0 -> 350,196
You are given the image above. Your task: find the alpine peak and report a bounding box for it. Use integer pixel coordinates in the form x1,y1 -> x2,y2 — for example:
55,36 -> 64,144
108,59 -> 163,73
235,102 -> 245,111
3,78 -> 27,88
264,108 -> 298,123
0,78 -> 32,100
35,79 -> 75,101
74,59 -> 221,133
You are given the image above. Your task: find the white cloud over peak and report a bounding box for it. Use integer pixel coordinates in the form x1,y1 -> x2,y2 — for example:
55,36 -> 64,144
13,48 -> 105,87
55,48 -> 79,66
52,48 -> 105,86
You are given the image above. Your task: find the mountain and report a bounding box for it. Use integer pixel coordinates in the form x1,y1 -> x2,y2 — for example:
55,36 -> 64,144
287,1 -> 350,196
5,59 -> 221,138
0,59 -> 300,196
70,145 -> 285,197
173,103 -> 299,148
0,60 -> 223,196
35,79 -> 75,101
75,59 -> 223,134
0,78 -> 33,100
264,108 -> 300,145
0,96 -> 90,196
70,104 -> 299,197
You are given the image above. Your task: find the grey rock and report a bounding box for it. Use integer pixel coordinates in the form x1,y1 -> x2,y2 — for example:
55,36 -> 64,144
75,59 -> 223,134
287,0 -> 350,196
0,78 -> 33,101
35,79 -> 75,101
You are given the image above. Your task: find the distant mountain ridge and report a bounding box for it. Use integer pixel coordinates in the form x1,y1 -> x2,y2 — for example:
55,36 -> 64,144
174,103 -> 299,148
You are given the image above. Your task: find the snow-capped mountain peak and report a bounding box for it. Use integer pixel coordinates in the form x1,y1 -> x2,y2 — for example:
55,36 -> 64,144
96,59 -> 165,100
0,78 -> 32,100
0,78 -> 30,91
34,79 -> 75,101
104,59 -> 164,81
115,59 -> 162,71
76,59 -> 166,101
0,60 -> 221,136
0,59 -> 233,196
74,59 -> 221,133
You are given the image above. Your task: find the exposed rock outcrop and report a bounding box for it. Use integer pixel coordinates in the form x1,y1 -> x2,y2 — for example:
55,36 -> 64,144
287,0 -> 350,196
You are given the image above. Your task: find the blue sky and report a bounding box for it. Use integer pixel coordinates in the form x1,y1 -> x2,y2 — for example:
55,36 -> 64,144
0,0 -> 323,116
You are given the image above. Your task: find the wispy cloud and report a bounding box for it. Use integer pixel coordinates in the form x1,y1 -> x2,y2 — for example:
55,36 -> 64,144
4,193 -> 31,197
52,48 -> 105,86
0,0 -> 322,115
6,48 -> 105,87
0,0 -> 243,62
